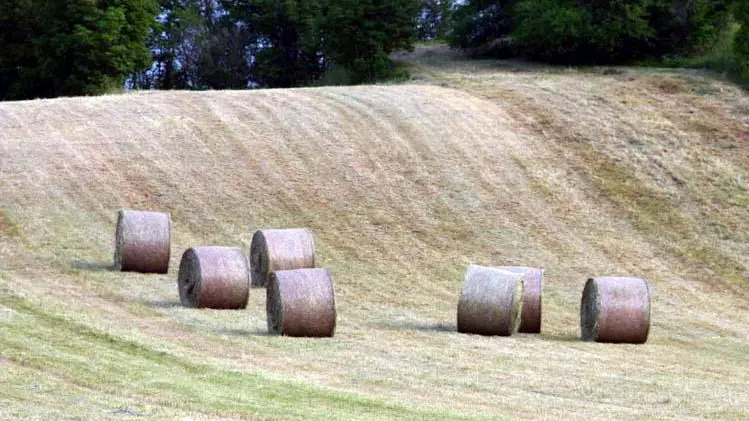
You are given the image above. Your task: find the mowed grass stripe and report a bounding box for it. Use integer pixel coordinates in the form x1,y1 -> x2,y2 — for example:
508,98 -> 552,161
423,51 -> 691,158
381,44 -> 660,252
0,296 -> 498,421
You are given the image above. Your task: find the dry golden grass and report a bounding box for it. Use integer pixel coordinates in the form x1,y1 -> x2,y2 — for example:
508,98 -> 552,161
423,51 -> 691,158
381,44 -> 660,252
0,45 -> 747,420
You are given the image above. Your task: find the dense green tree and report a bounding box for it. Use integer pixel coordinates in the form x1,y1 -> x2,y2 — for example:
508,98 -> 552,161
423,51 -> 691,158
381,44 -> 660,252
448,1 -> 515,51
511,0 -> 589,61
322,0 -> 420,84
0,0 -> 158,100
513,0 -> 655,62
222,0 -> 325,88
449,0 -> 732,64
0,1 -> 34,99
648,0 -> 731,57
734,1 -> 749,79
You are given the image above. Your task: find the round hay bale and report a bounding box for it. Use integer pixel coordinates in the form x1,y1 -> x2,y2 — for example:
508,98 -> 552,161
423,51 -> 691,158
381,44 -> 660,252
457,265 -> 524,336
113,209 -> 171,273
580,276 -> 651,343
267,268 -> 336,337
497,266 -> 543,333
250,228 -> 315,288
178,247 -> 250,309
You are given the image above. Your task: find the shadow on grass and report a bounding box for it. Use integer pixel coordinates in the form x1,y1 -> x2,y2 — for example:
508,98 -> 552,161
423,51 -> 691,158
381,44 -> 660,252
538,333 -> 580,342
143,299 -> 182,309
70,260 -> 114,271
214,327 -> 271,336
381,321 -> 456,333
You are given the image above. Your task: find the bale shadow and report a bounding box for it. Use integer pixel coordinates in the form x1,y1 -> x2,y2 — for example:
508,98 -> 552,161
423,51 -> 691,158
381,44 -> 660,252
70,260 -> 114,271
382,321 -> 456,333
538,333 -> 580,343
143,299 -> 183,309
213,327 -> 270,337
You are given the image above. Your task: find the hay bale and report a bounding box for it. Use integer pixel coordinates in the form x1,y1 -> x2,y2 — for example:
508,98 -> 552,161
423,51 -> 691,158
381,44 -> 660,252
497,266 -> 543,333
580,276 -> 651,343
113,209 -> 171,273
178,247 -> 250,309
267,268 -> 336,337
250,228 -> 315,288
457,265 -> 524,336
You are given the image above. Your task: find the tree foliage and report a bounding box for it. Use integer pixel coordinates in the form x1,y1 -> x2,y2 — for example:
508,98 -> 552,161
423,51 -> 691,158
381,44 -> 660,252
735,1 -> 749,79
2,0 -> 421,96
223,0 -> 325,88
138,0 -> 250,90
449,0 -> 734,64
448,1 -> 514,51
0,0 -> 158,100
417,0 -> 453,41
322,0 -> 420,84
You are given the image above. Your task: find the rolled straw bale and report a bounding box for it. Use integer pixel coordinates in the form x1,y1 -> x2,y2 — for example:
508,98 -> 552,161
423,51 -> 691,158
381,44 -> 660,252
457,265 -> 524,336
267,268 -> 336,337
497,266 -> 544,333
250,228 -> 315,287
113,209 -> 171,273
580,276 -> 651,343
178,247 -> 250,309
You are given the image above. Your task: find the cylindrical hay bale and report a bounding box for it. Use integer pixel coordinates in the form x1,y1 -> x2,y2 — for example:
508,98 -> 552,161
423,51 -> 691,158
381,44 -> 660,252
250,228 -> 315,288
113,209 -> 171,273
580,276 -> 651,343
178,247 -> 250,309
267,268 -> 336,337
497,266 -> 543,333
457,265 -> 524,336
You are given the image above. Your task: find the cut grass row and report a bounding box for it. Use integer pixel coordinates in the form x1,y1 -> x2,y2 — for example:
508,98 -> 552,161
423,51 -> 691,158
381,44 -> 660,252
0,294 -> 497,420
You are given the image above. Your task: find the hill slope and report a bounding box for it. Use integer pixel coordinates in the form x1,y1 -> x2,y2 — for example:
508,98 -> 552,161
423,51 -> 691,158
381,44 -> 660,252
1,47 -> 748,420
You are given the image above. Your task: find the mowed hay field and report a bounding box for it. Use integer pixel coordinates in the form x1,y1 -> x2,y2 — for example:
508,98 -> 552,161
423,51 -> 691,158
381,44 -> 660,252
1,45 -> 748,420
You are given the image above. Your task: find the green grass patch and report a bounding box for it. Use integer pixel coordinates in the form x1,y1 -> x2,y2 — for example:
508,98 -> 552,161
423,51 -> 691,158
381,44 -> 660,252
0,295 -> 494,421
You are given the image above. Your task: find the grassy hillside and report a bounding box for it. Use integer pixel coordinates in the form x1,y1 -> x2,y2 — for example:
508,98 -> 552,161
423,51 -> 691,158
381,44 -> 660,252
1,46 -> 747,420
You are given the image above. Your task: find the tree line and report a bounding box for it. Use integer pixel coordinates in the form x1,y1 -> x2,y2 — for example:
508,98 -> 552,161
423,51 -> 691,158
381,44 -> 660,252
1,0 -> 420,100
1,0 -> 747,101
449,1 -> 749,78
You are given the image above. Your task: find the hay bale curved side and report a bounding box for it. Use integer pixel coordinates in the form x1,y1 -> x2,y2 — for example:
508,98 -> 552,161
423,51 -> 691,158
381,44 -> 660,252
250,228 -> 315,287
178,247 -> 250,309
113,209 -> 171,273
497,266 -> 543,333
457,265 -> 524,336
580,276 -> 651,343
266,268 -> 336,337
